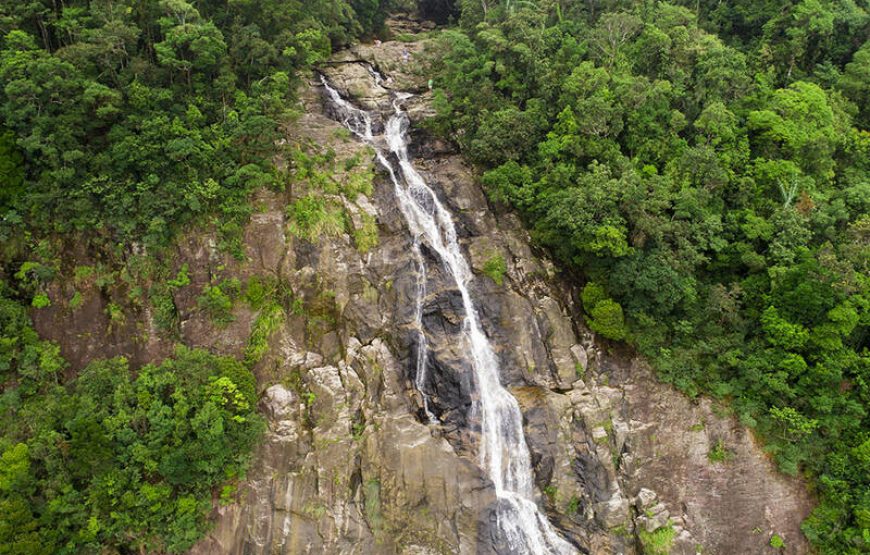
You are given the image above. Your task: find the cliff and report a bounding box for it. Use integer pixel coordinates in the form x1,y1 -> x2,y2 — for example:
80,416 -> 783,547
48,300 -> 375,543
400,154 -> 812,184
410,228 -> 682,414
32,17 -> 814,555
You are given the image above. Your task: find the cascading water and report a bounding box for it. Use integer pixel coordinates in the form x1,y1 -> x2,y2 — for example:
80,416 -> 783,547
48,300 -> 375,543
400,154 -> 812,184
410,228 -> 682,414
321,73 -> 576,555
412,238 -> 436,423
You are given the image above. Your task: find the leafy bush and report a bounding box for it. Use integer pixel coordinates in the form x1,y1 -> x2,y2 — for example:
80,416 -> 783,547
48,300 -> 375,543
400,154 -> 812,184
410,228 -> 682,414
482,253 -> 507,285
197,279 -> 240,326
581,282 -> 608,313
244,276 -> 275,310
433,2 -> 869,550
580,283 -> 629,340
770,534 -> 786,549
287,195 -> 346,241
586,299 -> 628,340
638,523 -> 676,555
0,0 -> 390,551
0,0 -> 388,250
0,309 -> 263,554
352,212 -> 380,254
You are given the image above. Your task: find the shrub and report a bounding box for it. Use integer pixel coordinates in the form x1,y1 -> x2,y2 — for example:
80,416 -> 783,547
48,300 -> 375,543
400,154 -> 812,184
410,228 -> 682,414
581,282 -> 608,313
483,253 -> 507,285
287,195 -> 346,241
708,439 -> 733,463
197,282 -> 237,326
638,523 -> 676,555
566,496 -> 581,514
167,264 -> 191,288
581,282 -> 629,340
244,302 -> 285,365
587,299 -> 628,341
69,291 -> 83,310
31,293 -> 50,308
543,485 -> 558,500
244,275 -> 280,310
353,212 -> 379,254
0,346 -> 262,553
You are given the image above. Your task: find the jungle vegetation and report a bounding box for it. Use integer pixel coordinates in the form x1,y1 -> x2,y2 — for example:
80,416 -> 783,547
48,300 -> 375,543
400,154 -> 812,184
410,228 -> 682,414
0,0 -> 867,552
0,0 -> 391,552
426,0 -> 869,552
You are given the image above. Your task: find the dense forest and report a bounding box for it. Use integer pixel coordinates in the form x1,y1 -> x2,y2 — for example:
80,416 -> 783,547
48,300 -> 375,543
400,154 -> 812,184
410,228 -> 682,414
0,0 -> 867,553
0,0 -> 391,552
425,0 -> 869,553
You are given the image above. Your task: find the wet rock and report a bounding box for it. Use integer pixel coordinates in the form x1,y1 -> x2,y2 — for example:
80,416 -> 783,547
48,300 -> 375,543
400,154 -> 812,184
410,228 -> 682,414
405,91 -> 437,125
340,37 -> 431,92
320,62 -> 392,111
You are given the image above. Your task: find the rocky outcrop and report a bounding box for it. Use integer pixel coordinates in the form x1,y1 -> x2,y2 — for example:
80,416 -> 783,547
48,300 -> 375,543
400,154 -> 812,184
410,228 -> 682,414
34,18 -> 814,555
193,43 -> 812,552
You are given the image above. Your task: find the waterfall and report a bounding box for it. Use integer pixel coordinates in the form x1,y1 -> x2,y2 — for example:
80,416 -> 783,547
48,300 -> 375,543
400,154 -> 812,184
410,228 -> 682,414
412,238 -> 437,423
320,74 -> 576,555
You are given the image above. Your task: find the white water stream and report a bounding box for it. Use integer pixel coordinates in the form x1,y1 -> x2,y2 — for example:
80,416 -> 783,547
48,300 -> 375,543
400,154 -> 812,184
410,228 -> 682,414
321,73 -> 575,554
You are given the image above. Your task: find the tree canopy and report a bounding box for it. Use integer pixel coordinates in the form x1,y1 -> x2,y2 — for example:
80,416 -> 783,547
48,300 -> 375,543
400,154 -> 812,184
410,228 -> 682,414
0,0 -> 391,249
0,0 -> 392,552
429,1 -> 869,552
0,284 -> 263,553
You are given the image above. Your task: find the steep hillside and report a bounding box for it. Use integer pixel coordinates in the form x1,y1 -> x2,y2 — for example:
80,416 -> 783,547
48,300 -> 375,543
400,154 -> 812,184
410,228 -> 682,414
1,6 -> 844,555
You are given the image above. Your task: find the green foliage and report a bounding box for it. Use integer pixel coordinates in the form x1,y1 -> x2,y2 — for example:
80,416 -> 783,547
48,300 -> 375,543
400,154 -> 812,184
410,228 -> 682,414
151,291 -> 178,331
482,253 -> 507,285
30,293 -> 50,309
770,533 -> 785,549
0,128 -> 23,211
543,484 -> 557,500
287,195 -> 346,241
363,479 -> 384,539
69,291 -> 83,310
581,283 -> 628,340
0,289 -> 65,387
581,282 -> 608,313
0,1 -> 390,552
352,212 -> 380,254
587,300 -> 628,341
244,302 -> 286,366
0,291 -> 262,553
638,522 -> 677,555
149,263 -> 191,332
167,264 -> 191,289
244,276 -> 274,310
286,143 -> 376,249
708,440 -> 733,463
0,0 -> 389,250
434,1 -> 870,551
197,280 -> 238,326
351,421 -> 366,441
566,496 -> 581,515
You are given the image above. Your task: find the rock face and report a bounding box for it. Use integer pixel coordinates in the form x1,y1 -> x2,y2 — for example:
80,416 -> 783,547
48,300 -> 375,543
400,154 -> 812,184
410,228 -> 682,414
33,20 -> 814,555
190,41 -> 812,554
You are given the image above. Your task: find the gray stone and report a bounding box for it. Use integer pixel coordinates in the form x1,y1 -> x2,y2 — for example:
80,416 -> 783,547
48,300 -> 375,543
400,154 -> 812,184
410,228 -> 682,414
570,344 -> 588,373
636,488 -> 658,511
